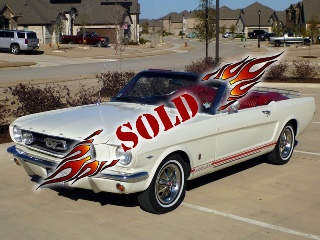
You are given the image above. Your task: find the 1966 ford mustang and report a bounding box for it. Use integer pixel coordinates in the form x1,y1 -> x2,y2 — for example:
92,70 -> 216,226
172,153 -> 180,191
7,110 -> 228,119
7,70 -> 315,214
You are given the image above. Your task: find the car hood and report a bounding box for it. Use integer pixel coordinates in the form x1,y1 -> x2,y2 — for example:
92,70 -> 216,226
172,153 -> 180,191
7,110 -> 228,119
14,102 -> 209,144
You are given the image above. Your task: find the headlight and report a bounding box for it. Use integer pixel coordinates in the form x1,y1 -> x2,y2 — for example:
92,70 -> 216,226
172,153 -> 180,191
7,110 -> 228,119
13,126 -> 22,142
116,146 -> 132,165
22,132 -> 34,145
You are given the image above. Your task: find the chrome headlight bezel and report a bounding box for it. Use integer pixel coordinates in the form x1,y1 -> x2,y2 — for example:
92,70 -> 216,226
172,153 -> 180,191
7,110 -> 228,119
116,146 -> 132,166
13,125 -> 22,142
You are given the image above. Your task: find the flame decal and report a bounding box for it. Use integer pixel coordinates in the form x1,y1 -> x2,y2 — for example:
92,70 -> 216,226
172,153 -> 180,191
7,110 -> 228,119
202,52 -> 283,110
37,130 -> 119,189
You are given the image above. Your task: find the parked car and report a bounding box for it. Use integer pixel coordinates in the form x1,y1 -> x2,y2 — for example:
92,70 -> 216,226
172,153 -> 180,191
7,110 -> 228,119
260,32 -> 275,41
186,32 -> 199,38
223,32 -> 232,38
7,70 -> 315,214
0,30 -> 39,54
269,32 -> 311,47
248,30 -> 266,39
60,31 -> 109,47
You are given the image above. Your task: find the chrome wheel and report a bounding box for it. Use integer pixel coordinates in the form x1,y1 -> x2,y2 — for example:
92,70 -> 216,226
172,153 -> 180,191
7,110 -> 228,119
279,127 -> 294,159
266,123 -> 295,165
156,163 -> 181,205
137,155 -> 187,214
11,45 -> 20,54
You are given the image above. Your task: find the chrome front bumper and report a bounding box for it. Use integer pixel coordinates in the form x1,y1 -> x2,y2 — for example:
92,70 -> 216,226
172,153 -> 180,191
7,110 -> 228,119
7,145 -> 149,184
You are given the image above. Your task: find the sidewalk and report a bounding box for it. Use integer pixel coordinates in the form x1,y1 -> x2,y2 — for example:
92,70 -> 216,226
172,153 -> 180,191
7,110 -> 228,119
40,42 -> 181,59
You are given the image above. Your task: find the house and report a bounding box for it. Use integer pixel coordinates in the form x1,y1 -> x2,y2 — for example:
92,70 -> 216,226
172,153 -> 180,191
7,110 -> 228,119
0,0 -> 140,44
159,10 -> 195,35
236,2 -> 275,38
219,6 -> 241,33
268,10 -> 286,34
285,0 -> 320,38
140,19 -> 163,34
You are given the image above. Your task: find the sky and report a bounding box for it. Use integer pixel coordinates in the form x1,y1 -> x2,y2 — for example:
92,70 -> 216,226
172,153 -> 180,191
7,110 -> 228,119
139,0 -> 297,19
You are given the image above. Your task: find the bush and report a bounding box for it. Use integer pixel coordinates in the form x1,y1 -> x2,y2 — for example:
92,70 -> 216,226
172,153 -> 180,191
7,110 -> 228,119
139,37 -> 147,44
185,56 -> 221,74
0,96 -> 10,126
291,59 -> 319,80
96,71 -> 135,98
266,62 -> 288,80
4,83 -> 99,118
6,83 -> 69,117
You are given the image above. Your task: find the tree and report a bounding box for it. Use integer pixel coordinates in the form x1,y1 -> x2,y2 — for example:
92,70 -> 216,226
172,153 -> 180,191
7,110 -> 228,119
308,16 -> 319,43
141,21 -> 149,34
229,24 -> 236,37
220,24 -> 226,35
194,0 -> 216,57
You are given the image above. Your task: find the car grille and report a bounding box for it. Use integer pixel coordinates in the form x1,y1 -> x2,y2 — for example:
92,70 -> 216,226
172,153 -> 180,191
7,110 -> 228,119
22,130 -> 79,156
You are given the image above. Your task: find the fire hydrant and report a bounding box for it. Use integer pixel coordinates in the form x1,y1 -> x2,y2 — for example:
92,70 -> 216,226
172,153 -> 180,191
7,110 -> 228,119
185,42 -> 188,47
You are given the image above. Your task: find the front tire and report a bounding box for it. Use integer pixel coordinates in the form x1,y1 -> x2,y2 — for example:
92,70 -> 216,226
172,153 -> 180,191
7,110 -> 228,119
11,44 -> 20,54
266,123 -> 295,165
138,154 -> 187,214
96,41 -> 103,47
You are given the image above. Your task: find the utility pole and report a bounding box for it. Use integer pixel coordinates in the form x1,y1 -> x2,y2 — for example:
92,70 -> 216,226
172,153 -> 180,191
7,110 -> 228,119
215,0 -> 219,63
205,0 -> 209,58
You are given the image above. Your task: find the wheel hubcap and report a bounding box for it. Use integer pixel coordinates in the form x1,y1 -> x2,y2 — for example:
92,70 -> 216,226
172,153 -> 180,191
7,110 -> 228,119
156,163 -> 181,205
279,128 -> 293,159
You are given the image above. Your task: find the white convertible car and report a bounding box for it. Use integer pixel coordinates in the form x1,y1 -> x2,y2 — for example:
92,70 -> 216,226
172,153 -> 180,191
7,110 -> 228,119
7,70 -> 315,214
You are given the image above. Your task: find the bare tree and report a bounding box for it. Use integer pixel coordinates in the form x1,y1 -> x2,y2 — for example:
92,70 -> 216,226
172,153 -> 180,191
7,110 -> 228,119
108,5 -> 130,72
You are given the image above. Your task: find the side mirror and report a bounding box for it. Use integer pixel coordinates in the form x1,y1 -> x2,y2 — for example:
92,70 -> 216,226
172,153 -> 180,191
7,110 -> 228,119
228,101 -> 240,114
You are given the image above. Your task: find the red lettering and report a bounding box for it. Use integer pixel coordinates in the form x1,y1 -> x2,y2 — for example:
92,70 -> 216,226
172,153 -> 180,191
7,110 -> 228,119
171,94 -> 198,125
136,114 -> 160,139
116,122 -> 138,152
154,105 -> 174,131
116,94 -> 198,151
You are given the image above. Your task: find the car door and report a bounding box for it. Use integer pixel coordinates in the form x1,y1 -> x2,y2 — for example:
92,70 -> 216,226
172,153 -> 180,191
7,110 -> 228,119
213,105 -> 270,167
0,31 -> 12,48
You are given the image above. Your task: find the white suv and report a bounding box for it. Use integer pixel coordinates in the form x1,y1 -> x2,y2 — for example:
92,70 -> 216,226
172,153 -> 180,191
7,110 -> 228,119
0,30 -> 39,54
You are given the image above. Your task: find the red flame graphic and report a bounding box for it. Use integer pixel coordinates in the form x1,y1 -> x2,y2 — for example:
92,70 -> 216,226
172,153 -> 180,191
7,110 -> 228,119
202,52 -> 283,110
37,130 -> 119,189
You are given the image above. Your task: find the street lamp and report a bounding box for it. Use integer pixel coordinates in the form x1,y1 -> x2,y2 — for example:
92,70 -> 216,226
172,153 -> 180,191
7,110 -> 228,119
258,9 -> 261,48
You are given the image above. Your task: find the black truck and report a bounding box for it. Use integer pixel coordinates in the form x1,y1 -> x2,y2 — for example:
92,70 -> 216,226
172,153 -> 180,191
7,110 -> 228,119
248,30 -> 266,39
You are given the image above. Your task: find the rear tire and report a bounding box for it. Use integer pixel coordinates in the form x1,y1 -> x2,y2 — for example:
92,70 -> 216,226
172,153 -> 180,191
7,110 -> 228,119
266,123 -> 295,165
11,44 -> 20,54
68,40 -> 74,44
138,154 -> 187,214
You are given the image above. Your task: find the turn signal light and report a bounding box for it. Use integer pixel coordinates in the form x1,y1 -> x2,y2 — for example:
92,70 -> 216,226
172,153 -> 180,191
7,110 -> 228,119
116,183 -> 125,192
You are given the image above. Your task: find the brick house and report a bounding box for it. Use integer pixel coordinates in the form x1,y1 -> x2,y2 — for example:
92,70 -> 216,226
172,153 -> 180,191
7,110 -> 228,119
285,0 -> 320,37
160,10 -> 195,35
219,6 -> 241,33
0,0 -> 140,44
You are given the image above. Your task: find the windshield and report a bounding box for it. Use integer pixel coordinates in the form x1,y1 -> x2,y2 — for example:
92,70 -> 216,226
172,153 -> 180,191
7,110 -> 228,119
112,71 -> 225,114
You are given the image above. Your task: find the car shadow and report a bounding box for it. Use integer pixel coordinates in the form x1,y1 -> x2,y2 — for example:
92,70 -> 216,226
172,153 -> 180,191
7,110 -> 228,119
0,49 -> 44,55
186,156 -> 266,191
31,176 -> 139,208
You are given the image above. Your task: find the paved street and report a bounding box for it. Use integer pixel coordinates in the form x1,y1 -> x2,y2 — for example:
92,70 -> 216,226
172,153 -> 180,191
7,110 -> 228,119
0,37 -> 320,240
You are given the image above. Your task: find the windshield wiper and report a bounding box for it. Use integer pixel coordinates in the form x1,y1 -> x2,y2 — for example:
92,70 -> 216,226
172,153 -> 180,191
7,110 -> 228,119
114,96 -> 143,105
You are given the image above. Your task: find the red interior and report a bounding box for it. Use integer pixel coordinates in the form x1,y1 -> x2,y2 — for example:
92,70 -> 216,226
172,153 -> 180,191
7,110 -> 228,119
172,86 -> 289,111
238,92 -> 289,109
